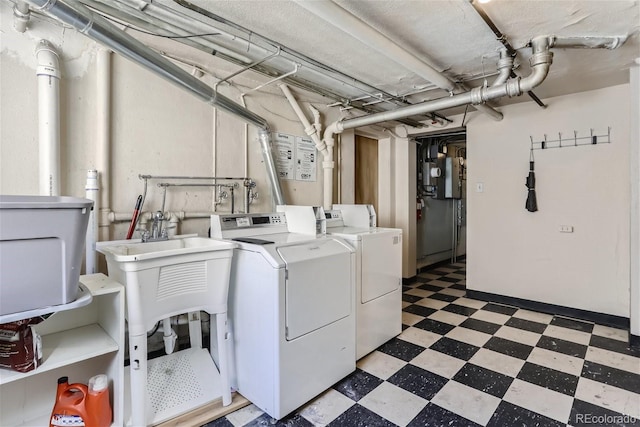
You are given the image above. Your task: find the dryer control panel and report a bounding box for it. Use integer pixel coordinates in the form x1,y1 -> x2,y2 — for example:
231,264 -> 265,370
211,213 -> 288,238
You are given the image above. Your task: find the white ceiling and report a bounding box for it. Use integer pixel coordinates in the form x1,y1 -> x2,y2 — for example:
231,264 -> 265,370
86,0 -> 640,122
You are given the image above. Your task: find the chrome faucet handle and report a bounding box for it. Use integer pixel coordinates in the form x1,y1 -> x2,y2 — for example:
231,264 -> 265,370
140,229 -> 150,243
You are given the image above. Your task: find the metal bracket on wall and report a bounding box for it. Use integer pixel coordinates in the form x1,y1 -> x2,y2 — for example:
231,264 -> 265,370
530,127 -> 611,151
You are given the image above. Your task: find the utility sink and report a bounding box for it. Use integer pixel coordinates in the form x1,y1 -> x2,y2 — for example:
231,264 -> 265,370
96,235 -> 236,332
97,235 -> 237,425
97,236 -> 235,263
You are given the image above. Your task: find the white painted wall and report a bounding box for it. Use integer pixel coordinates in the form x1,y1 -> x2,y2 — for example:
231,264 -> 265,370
629,60 -> 639,336
0,4 -> 338,247
467,85 -> 631,317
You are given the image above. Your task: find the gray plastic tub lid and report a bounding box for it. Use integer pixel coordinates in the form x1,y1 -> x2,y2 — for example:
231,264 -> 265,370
0,195 -> 93,209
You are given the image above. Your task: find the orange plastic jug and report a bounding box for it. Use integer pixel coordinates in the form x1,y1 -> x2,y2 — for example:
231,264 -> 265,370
50,375 -> 112,427
86,374 -> 112,427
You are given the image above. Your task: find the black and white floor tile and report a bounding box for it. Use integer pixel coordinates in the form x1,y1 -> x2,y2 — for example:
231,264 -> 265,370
205,261 -> 640,427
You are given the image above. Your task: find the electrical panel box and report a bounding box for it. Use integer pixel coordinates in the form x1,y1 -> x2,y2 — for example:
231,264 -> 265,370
445,157 -> 462,199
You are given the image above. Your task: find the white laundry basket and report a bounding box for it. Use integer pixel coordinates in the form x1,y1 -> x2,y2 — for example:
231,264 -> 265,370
98,237 -> 235,426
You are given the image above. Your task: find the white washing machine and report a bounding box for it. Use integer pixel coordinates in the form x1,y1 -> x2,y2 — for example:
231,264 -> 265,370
210,212 -> 355,420
281,204 -> 402,360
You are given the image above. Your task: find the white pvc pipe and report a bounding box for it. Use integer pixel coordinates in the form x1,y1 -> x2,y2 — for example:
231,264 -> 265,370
36,40 -> 60,196
280,83 -> 335,208
240,96 -> 249,178
96,49 -> 111,240
85,170 -> 99,274
13,1 -> 30,33
279,84 -> 328,156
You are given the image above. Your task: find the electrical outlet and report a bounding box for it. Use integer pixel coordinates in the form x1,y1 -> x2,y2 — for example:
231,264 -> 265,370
476,182 -> 484,193
559,225 -> 574,233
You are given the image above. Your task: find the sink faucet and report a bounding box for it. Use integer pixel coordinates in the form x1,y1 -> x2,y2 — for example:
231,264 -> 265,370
141,210 -> 168,242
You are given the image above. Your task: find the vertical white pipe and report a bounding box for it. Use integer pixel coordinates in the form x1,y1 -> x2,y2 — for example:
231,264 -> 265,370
630,58 -> 640,343
96,49 -> 111,240
279,83 -> 332,207
13,1 -> 30,33
240,95 -> 249,178
212,107 -> 218,212
85,170 -> 99,274
36,40 -> 60,196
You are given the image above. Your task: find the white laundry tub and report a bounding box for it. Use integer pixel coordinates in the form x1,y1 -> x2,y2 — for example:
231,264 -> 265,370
96,236 -> 236,335
97,236 -> 236,425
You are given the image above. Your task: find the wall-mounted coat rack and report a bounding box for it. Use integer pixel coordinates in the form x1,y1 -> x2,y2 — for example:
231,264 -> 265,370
530,127 -> 611,151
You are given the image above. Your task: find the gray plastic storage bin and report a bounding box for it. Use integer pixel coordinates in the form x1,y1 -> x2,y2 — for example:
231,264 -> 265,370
0,195 -> 93,316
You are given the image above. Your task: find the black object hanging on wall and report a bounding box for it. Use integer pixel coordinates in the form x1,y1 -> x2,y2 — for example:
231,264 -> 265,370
525,149 -> 538,212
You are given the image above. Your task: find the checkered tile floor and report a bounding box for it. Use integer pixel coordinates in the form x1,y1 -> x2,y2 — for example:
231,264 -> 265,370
205,261 -> 640,427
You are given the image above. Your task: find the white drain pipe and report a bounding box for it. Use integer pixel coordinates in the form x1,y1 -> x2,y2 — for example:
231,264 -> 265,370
96,49 -> 112,240
13,1 -> 30,33
36,40 -> 61,196
85,170 -> 99,274
26,0 -> 286,207
279,83 -> 334,208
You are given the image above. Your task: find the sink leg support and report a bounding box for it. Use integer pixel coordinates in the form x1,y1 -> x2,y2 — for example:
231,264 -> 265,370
129,333 -> 149,426
214,311 -> 232,406
188,311 -> 203,349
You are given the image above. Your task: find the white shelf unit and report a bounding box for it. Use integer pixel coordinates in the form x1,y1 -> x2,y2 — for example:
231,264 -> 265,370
0,274 -> 125,427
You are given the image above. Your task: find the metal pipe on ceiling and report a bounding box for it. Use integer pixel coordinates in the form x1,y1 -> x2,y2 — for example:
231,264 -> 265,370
78,0 -> 250,63
469,0 -> 547,108
82,0 -> 431,127
172,0 -> 450,125
316,32 -> 607,207
24,0 -> 286,206
295,0 -> 504,121
331,34 -> 624,132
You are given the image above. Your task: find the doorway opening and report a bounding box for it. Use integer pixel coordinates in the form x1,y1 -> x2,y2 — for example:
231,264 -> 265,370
354,134 -> 379,213
415,128 -> 466,269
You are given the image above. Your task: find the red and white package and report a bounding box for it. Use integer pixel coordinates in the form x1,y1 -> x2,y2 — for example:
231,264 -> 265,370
0,317 -> 44,373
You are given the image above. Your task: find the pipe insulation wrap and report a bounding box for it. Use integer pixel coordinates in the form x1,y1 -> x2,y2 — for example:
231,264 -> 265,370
36,40 -> 61,196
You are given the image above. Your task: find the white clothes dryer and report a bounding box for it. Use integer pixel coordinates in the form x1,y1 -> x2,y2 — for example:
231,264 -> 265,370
329,205 -> 402,359
210,212 -> 356,420
281,204 -> 402,360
